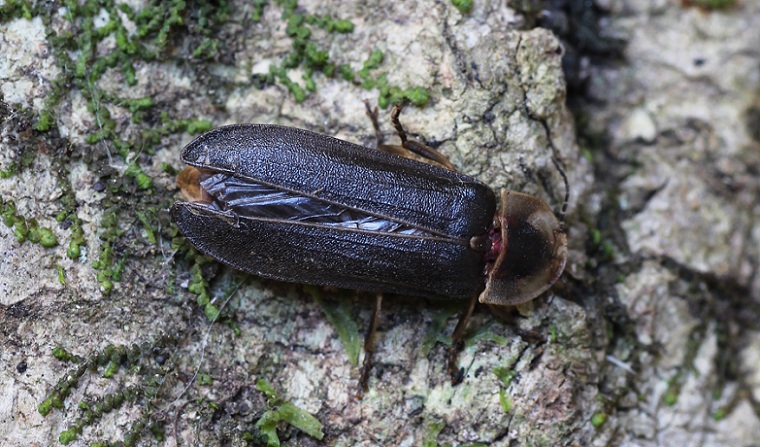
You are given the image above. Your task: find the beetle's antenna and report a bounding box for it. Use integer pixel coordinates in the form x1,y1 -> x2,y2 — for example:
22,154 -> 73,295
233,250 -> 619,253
535,118 -> 570,230
551,155 -> 569,230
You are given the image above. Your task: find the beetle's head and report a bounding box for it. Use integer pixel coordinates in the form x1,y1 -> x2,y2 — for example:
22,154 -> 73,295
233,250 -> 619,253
479,189 -> 567,306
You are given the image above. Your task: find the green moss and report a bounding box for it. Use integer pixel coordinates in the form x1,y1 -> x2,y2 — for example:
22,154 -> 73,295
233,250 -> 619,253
378,83 -> 432,108
13,219 -> 28,243
59,428 -> 78,445
38,228 -> 58,247
56,264 -> 66,285
304,43 -> 329,69
125,162 -> 153,190
187,258 -> 229,323
52,347 -> 81,363
423,420 -> 446,447
690,0 -> 736,9
590,227 -> 602,245
252,380 -> 324,446
16,0 -> 233,298
251,0 -> 269,21
492,366 -> 516,387
421,307 -> 459,356
189,262 -> 211,303
663,375 -> 681,406
339,64 -> 355,81
1,199 -> 58,248
67,240 -> 81,259
36,109 -> 55,131
37,397 -> 54,417
136,211 -> 156,245
1,201 -> 16,227
451,0 -> 473,14
150,422 -> 165,441
0,162 -> 17,178
591,412 -> 607,427
256,379 -> 278,401
364,48 -> 384,70
204,302 -> 220,321
89,203 -> 129,293
310,287 -> 362,367
42,337 -> 176,446
493,365 -> 516,412
0,0 -> 35,21
192,38 -> 218,59
249,3 -> 426,108
464,322 -> 510,348
499,388 -> 513,413
186,118 -> 213,135
197,372 -> 213,386
328,18 -> 354,33
103,360 -> 120,378
404,86 -> 431,107
663,389 -> 678,406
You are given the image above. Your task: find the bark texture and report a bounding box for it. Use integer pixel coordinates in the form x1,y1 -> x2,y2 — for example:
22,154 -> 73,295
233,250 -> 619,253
0,1 -> 758,446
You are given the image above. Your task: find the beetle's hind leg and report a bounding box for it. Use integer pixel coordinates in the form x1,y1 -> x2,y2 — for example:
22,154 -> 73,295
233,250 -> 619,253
363,100 -> 457,171
448,293 -> 479,384
357,292 -> 383,398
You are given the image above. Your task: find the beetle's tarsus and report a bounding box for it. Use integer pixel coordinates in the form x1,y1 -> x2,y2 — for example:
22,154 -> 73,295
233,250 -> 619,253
448,341 -> 467,384
447,293 -> 479,384
452,366 -> 465,385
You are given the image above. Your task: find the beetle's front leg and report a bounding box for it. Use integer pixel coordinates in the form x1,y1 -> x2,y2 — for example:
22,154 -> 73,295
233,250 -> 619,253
363,101 -> 458,171
388,104 -> 458,171
356,292 -> 383,398
448,293 -> 479,384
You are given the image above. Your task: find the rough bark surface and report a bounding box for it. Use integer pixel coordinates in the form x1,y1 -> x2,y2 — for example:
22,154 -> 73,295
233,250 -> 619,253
0,1 -> 758,446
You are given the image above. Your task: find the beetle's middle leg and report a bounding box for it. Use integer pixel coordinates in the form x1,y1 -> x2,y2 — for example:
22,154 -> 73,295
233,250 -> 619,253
357,292 -> 383,398
448,293 -> 479,384
363,101 -> 457,171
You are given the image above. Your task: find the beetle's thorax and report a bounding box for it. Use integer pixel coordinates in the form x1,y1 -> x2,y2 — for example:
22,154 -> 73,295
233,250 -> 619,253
479,189 -> 568,306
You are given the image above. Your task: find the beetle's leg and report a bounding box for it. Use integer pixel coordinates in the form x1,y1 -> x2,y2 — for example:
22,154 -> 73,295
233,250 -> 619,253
364,100 -> 384,147
357,292 -> 383,398
388,104 -> 458,171
448,293 -> 479,384
364,101 -> 458,171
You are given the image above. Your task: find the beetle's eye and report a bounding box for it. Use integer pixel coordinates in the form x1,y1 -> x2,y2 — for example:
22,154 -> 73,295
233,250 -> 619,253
469,234 -> 492,252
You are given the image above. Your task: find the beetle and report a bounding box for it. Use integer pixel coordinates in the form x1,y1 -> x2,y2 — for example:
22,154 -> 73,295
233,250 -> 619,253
171,104 -> 568,395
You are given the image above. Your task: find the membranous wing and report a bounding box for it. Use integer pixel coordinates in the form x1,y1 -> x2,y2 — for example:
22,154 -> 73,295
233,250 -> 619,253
201,173 -> 435,237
